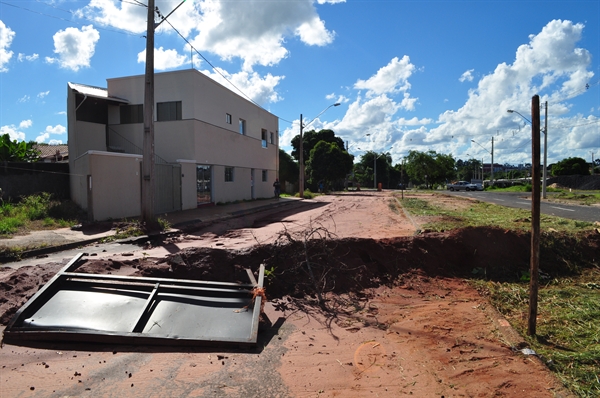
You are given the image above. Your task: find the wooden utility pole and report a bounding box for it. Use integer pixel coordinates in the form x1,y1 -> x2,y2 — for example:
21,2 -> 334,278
141,0 -> 156,225
528,94 -> 541,336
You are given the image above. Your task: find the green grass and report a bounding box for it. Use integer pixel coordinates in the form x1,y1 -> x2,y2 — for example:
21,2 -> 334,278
398,194 -> 594,234
0,193 -> 83,237
552,191 -> 600,206
398,193 -> 599,397
474,270 -> 600,397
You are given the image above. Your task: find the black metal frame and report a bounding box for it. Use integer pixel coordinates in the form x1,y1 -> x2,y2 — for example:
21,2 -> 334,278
3,253 -> 265,346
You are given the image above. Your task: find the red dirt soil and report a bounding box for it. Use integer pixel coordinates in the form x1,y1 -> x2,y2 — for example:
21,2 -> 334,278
1,192 -> 593,397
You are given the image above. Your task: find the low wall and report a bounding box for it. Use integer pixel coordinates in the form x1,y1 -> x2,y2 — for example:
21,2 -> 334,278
0,162 -> 70,201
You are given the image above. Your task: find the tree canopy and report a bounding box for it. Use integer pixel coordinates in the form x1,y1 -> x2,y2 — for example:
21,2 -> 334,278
0,134 -> 40,162
404,150 -> 455,189
278,149 -> 298,184
551,157 -> 590,176
306,141 -> 353,189
291,129 -> 345,164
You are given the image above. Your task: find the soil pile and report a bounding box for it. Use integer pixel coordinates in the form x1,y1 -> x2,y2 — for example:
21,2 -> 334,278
2,226 -> 597,325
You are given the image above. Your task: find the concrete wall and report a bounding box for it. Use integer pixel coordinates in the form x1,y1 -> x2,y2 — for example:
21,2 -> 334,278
87,151 -> 142,221
0,162 -> 70,201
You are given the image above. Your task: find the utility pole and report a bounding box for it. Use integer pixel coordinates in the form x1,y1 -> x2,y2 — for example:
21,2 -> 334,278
542,101 -> 548,199
529,94 -> 541,336
141,0 -> 156,226
299,114 -> 304,198
491,136 -> 494,186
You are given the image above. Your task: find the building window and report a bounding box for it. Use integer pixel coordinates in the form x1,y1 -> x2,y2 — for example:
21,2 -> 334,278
226,113 -> 232,124
120,104 -> 143,124
239,119 -> 246,135
261,129 -> 268,148
157,101 -> 182,121
262,170 -> 268,182
270,132 -> 275,145
225,167 -> 234,182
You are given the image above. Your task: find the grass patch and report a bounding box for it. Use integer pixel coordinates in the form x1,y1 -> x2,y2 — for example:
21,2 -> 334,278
402,193 -> 599,396
552,191 -> 600,206
0,193 -> 84,238
474,268 -> 600,397
398,194 -> 594,234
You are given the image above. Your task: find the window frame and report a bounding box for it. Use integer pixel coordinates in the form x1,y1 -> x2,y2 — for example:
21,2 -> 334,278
261,129 -> 268,148
226,113 -> 232,124
239,119 -> 246,135
262,170 -> 268,182
156,101 -> 182,122
225,167 -> 234,182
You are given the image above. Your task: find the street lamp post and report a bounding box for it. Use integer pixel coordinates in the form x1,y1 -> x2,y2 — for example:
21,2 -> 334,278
508,105 -> 548,199
471,138 -> 494,186
299,103 -> 340,199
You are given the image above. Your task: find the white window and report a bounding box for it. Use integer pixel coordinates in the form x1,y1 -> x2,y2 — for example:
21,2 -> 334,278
261,129 -> 268,148
226,113 -> 232,124
239,119 -> 246,135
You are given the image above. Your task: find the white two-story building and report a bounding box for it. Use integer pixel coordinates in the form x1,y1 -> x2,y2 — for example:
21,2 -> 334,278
68,69 -> 279,221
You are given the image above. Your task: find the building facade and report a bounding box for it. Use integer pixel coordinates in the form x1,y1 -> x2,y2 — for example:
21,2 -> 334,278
68,69 -> 279,221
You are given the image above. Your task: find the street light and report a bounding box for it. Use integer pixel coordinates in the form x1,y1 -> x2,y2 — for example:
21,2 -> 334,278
471,138 -> 494,186
508,104 -> 548,199
299,103 -> 340,198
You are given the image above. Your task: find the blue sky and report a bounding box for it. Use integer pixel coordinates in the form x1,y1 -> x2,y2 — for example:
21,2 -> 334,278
1,0 -> 598,167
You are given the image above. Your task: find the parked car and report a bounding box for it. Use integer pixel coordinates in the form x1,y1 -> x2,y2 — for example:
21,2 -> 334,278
446,181 -> 482,191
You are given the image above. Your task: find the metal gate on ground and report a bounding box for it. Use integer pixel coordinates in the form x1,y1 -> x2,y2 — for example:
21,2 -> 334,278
154,163 -> 182,214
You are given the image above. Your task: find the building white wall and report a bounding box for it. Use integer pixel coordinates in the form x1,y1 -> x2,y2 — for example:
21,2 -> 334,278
68,69 -> 279,220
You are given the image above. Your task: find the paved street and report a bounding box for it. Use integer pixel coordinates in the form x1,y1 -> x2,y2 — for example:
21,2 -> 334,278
444,190 -> 600,223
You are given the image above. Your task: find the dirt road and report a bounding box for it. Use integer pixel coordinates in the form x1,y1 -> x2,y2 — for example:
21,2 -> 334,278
0,192 -> 572,397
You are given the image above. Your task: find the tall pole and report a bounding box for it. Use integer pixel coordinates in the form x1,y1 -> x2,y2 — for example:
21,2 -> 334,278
141,0 -> 155,225
529,94 -> 541,336
491,136 -> 494,186
542,101 -> 548,199
374,154 -> 377,189
299,114 -> 304,199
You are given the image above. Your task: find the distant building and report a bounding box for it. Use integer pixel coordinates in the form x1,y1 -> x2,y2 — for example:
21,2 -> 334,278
68,69 -> 279,221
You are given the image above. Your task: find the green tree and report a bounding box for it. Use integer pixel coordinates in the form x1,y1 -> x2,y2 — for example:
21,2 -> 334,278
278,149 -> 298,186
291,129 -> 345,164
306,141 -> 353,190
0,134 -> 40,162
404,150 -> 455,189
358,151 -> 393,188
551,157 -> 590,176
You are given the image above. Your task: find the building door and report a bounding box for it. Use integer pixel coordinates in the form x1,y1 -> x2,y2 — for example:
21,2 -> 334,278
196,165 -> 212,206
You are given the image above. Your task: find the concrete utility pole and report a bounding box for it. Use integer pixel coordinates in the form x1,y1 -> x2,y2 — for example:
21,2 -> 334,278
491,136 -> 494,186
141,0 -> 156,225
529,94 -> 541,336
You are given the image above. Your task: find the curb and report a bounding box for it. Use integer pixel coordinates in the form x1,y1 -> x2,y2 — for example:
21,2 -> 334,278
0,198 -> 301,264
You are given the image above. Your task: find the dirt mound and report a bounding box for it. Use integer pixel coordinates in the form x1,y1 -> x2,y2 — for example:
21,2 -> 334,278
3,227 -> 597,326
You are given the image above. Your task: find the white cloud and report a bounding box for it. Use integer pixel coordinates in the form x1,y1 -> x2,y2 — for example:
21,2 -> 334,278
35,125 -> 66,144
18,95 -> 30,103
18,53 -> 39,62
424,19 -> 595,164
38,91 -> 50,99
19,120 -> 32,129
459,69 -> 474,82
75,0 -> 149,34
0,20 -> 15,72
354,56 -> 415,97
0,120 -> 34,142
201,68 -> 284,105
48,139 -> 63,145
46,25 -> 100,71
137,47 -> 188,70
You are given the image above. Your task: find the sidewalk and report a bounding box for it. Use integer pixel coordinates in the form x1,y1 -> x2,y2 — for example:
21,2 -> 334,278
0,197 -> 301,262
